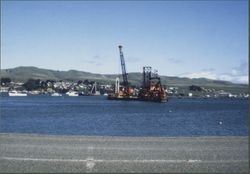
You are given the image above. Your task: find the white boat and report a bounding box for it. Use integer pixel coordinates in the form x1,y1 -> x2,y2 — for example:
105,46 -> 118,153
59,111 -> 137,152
51,92 -> 62,96
8,90 -> 27,96
66,91 -> 79,96
28,90 -> 40,95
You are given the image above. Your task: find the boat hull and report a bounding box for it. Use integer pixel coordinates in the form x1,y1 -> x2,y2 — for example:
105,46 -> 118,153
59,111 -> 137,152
8,93 -> 27,96
107,95 -> 167,103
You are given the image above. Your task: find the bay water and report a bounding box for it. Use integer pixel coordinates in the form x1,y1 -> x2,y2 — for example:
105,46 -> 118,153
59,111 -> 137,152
0,96 -> 248,136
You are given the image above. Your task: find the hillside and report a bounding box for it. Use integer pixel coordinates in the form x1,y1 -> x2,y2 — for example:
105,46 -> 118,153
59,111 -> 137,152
1,66 -> 248,93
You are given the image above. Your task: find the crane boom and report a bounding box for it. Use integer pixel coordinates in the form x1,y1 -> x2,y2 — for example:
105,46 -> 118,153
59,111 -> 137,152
118,45 -> 129,88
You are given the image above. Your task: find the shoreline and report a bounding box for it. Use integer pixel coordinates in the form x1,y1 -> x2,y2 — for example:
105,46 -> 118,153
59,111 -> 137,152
0,132 -> 248,139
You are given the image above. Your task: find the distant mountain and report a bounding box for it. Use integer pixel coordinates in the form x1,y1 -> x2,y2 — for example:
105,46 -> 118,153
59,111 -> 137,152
1,66 -> 112,83
1,66 -> 248,93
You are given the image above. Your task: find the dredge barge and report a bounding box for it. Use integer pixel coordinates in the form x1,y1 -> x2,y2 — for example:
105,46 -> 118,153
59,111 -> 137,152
108,45 -> 167,103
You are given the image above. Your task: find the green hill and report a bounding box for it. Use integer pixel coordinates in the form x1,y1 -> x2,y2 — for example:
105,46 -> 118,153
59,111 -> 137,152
1,66 -> 248,93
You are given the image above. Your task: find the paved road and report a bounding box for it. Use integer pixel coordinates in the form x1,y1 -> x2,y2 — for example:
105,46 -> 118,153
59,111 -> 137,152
0,133 -> 248,173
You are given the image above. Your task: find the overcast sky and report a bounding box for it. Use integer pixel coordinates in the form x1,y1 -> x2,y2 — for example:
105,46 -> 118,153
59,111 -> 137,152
1,1 -> 248,84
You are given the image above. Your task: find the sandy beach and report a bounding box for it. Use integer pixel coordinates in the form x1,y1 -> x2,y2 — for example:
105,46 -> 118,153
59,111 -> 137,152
0,133 -> 248,173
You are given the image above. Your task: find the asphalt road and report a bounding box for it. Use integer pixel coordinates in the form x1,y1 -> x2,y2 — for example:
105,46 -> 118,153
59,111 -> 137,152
0,133 -> 248,173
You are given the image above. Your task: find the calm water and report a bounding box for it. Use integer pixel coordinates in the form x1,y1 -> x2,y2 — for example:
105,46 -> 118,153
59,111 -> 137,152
0,96 -> 248,136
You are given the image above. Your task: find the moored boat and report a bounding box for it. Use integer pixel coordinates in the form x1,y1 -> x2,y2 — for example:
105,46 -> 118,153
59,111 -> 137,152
8,90 -> 27,96
51,92 -> 62,96
66,91 -> 79,96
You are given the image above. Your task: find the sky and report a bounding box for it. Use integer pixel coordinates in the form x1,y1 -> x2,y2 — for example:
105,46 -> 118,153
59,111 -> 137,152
1,0 -> 248,84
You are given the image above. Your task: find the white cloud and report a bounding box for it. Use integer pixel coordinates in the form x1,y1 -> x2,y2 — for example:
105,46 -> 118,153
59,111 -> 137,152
179,71 -> 248,84
231,69 -> 238,76
234,75 -> 248,84
219,74 -> 248,84
179,71 -> 217,80
179,61 -> 249,84
234,60 -> 248,75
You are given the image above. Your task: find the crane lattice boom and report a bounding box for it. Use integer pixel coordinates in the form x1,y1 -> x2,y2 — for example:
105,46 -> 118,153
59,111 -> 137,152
118,45 -> 128,89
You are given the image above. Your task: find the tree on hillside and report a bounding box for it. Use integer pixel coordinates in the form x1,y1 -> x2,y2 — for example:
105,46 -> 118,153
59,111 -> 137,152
83,79 -> 90,85
189,85 -> 202,91
1,78 -> 11,85
23,79 -> 42,91
77,80 -> 83,85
